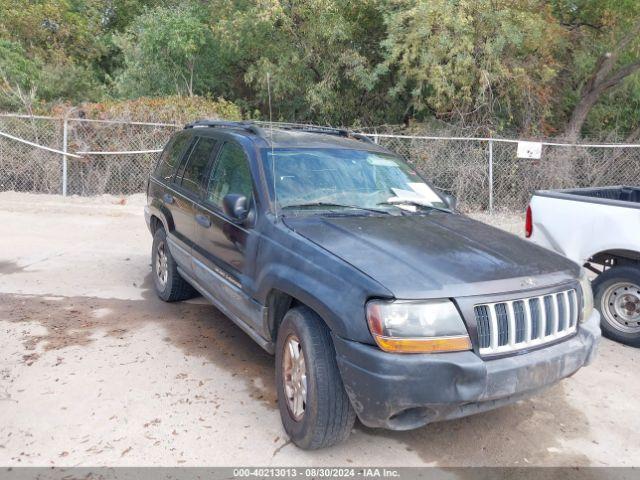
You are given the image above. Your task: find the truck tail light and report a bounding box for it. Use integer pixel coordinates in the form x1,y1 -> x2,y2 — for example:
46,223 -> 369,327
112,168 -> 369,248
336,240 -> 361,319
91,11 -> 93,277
525,205 -> 533,238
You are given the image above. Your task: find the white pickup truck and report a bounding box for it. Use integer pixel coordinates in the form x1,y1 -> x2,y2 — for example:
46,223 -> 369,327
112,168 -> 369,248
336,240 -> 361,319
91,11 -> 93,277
527,186 -> 640,347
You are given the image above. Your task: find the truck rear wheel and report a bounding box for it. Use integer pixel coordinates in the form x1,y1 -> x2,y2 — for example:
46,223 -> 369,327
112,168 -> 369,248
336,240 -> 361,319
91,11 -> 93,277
275,306 -> 356,449
592,266 -> 640,347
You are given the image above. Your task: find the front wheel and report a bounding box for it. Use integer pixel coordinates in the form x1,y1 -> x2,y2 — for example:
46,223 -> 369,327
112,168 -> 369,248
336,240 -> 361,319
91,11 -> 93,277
275,306 -> 356,449
592,266 -> 640,347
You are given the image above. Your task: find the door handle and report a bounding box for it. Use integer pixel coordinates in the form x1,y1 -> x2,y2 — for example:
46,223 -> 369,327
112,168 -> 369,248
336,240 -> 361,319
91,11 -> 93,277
195,213 -> 211,228
162,193 -> 174,204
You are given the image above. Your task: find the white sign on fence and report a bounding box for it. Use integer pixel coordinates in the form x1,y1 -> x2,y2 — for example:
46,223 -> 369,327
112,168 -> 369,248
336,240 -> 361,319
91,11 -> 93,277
517,141 -> 543,159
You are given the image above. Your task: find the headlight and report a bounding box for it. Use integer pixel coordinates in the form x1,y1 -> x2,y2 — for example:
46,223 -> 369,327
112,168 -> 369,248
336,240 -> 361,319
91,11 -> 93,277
578,268 -> 594,323
366,299 -> 472,353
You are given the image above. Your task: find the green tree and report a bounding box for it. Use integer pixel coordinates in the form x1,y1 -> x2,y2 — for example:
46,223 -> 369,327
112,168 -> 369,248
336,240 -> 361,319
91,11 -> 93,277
1,0 -> 639,139
0,0 -> 163,107
114,4 -> 227,98
212,0 -> 390,125
0,39 -> 41,110
377,0 -> 566,133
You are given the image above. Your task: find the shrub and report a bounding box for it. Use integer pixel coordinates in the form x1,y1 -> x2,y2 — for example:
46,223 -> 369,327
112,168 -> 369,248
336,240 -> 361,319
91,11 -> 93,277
50,95 -> 243,124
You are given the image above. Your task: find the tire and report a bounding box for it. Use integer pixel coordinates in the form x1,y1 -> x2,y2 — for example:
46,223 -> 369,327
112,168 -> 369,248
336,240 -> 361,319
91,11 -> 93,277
592,266 -> 640,347
151,227 -> 197,302
275,306 -> 356,449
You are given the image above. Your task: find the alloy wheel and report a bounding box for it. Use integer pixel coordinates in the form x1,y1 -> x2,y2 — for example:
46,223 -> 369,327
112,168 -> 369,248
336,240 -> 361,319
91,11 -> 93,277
155,241 -> 169,287
282,334 -> 307,421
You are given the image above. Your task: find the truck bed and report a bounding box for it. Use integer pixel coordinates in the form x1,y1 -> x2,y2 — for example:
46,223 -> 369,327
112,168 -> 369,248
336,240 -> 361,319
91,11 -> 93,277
535,185 -> 640,209
529,185 -> 640,266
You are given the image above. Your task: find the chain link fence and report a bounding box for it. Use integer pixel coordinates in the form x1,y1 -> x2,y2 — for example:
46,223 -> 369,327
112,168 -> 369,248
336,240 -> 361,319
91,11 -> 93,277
67,118 -> 178,195
2,113 -> 640,213
0,114 -> 179,196
0,115 -> 65,194
373,134 -> 640,212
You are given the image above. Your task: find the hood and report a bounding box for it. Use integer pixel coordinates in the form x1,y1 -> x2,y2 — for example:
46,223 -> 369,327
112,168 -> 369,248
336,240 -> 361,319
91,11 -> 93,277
283,212 -> 580,299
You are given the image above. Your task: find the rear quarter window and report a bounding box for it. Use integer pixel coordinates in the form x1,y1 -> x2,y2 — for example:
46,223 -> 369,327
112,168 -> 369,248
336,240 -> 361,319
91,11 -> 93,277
155,132 -> 191,182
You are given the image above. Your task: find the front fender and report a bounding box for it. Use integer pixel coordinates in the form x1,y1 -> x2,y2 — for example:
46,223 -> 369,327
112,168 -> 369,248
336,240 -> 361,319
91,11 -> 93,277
259,264 -> 365,340
253,236 -> 392,344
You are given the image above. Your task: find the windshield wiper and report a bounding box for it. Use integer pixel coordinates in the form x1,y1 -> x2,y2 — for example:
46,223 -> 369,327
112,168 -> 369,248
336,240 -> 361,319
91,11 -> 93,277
281,202 -> 391,215
377,199 -> 452,214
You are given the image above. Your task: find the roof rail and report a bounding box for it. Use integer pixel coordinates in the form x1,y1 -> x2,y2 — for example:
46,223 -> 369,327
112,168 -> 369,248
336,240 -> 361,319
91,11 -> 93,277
184,119 -> 265,136
184,119 -> 376,145
272,124 -> 377,144
350,133 -> 375,144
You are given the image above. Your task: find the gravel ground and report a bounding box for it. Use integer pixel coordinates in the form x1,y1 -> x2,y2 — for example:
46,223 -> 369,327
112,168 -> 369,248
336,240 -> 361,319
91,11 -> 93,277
468,211 -> 524,236
1,192 -> 639,467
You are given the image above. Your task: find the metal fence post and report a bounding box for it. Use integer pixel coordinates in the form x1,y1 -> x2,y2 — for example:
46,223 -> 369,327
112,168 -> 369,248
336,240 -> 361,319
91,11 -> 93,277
62,117 -> 68,196
488,139 -> 494,214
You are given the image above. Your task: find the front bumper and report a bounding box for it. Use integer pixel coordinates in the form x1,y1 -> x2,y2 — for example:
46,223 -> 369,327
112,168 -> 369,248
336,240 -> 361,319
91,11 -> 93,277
333,310 -> 600,430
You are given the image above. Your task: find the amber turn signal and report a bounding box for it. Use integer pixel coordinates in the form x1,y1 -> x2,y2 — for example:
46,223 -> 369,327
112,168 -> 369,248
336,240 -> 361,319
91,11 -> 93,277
372,334 -> 472,354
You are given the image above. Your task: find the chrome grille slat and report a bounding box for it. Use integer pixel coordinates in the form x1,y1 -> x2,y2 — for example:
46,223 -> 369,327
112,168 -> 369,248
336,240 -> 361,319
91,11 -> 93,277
563,291 -> 571,329
544,295 -> 554,336
513,300 -> 526,343
551,294 -> 559,335
568,290 -> 578,328
529,297 -> 540,340
475,289 -> 578,356
558,291 -> 568,331
474,305 -> 491,349
488,304 -> 499,350
495,303 -> 509,346
523,300 -> 532,342
506,301 -> 516,346
539,296 -> 547,339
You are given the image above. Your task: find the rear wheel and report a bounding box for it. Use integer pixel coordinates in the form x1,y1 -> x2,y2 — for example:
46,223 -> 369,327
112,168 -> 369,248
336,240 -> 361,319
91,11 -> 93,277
151,227 -> 197,302
593,266 -> 640,347
275,306 -> 356,449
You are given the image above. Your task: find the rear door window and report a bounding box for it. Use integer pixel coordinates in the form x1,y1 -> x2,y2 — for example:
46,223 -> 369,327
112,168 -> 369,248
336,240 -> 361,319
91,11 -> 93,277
177,137 -> 218,195
155,132 -> 191,182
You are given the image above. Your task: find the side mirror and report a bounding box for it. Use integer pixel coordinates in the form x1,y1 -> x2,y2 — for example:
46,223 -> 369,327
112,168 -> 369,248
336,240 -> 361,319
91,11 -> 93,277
441,192 -> 457,211
222,194 -> 249,222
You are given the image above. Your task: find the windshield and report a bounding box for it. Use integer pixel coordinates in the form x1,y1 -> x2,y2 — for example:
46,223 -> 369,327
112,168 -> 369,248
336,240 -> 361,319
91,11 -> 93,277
263,148 -> 448,215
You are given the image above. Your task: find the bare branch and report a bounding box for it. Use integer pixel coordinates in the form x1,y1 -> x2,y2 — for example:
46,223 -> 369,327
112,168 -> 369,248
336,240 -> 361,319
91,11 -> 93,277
565,19 -> 640,139
598,60 -> 640,93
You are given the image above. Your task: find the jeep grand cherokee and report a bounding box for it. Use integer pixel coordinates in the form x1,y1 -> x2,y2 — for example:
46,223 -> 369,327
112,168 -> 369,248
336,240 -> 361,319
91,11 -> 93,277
144,120 -> 600,449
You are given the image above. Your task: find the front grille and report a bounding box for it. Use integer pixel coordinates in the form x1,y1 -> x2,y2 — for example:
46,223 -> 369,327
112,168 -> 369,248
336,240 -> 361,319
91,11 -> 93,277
473,289 -> 578,356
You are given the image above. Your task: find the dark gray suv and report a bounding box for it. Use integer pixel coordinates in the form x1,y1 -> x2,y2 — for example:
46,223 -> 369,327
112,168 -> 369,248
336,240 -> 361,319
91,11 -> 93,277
145,120 -> 600,449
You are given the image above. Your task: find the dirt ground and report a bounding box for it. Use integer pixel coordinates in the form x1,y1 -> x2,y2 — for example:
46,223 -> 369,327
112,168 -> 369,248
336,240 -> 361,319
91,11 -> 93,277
1,191 -> 639,467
